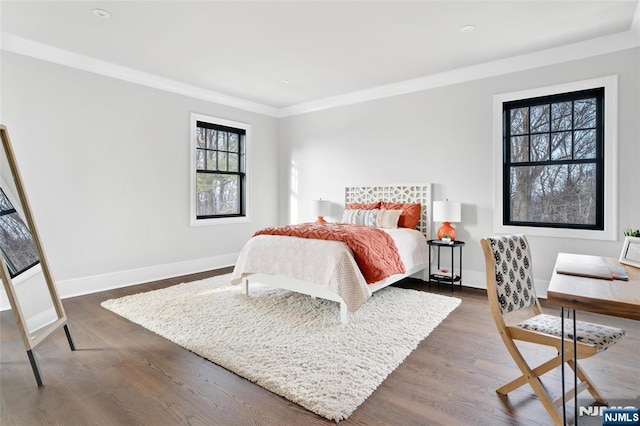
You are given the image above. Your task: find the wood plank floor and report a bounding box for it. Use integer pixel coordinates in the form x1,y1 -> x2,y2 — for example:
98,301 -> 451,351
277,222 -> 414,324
1,268 -> 638,425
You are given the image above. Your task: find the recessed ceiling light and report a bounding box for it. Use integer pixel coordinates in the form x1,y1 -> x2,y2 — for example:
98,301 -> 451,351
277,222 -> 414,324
92,8 -> 111,18
459,24 -> 475,33
279,80 -> 289,85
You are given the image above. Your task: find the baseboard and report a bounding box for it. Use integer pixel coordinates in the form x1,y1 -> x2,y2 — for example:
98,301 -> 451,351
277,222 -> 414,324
463,270 -> 550,299
2,261 -> 550,312
1,253 -> 238,311
418,269 -> 550,299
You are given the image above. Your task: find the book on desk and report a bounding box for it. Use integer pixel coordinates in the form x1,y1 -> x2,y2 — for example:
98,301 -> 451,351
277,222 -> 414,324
555,253 -> 628,281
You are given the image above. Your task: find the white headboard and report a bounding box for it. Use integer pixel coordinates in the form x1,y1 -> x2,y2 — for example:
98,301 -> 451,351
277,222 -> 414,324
344,184 -> 432,240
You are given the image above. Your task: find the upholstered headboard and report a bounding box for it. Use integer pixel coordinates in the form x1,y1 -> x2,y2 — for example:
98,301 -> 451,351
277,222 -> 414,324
344,184 -> 432,239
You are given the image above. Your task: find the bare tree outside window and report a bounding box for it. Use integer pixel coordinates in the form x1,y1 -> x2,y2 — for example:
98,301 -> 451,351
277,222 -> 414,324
503,88 -> 604,230
0,187 -> 40,277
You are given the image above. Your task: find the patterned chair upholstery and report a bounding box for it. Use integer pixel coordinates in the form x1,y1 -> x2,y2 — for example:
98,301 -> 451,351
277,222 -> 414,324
481,234 -> 626,426
486,234 -> 536,314
517,314 -> 625,353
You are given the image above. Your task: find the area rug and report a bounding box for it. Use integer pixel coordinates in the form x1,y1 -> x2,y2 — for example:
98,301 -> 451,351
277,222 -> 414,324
101,274 -> 461,422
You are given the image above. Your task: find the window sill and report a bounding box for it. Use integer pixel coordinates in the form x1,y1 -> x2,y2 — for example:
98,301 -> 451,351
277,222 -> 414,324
190,216 -> 250,227
493,223 -> 617,241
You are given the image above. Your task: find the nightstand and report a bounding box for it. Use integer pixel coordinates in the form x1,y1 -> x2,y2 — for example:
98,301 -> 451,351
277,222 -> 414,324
427,239 -> 465,291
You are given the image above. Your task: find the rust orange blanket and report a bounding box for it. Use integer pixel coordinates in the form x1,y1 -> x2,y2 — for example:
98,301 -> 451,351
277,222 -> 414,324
254,223 -> 405,283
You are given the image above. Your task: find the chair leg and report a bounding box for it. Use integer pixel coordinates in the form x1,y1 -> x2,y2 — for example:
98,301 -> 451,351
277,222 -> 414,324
497,355 -> 562,395
567,359 -> 607,404
524,371 -> 564,426
498,340 -> 564,425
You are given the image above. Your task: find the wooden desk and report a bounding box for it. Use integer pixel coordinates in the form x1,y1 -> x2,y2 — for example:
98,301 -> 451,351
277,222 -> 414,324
546,253 -> 640,425
547,253 -> 640,320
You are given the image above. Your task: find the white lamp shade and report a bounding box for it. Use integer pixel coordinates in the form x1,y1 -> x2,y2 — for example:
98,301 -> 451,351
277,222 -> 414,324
311,199 -> 331,217
432,201 -> 462,223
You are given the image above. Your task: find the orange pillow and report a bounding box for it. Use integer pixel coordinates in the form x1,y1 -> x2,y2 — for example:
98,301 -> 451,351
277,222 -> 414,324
346,202 -> 381,210
380,202 -> 421,229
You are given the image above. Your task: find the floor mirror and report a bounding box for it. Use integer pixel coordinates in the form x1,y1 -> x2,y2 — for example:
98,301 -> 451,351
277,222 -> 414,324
0,124 -> 75,386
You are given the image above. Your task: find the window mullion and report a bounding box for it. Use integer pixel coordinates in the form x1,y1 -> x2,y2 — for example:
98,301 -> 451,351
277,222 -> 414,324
571,100 -> 575,160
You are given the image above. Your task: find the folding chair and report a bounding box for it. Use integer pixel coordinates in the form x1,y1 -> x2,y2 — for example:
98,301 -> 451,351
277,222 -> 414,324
480,234 -> 625,425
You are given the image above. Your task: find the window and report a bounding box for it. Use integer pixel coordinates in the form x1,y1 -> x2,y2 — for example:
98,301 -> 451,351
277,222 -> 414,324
492,76 -> 618,240
0,187 -> 39,278
503,88 -> 604,230
190,113 -> 250,225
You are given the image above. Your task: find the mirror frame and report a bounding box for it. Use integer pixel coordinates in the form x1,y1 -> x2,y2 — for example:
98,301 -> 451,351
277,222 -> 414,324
0,125 -> 75,386
619,236 -> 640,269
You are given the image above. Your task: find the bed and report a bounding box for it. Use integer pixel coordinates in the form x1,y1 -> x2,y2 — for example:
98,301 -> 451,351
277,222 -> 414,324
230,184 -> 432,323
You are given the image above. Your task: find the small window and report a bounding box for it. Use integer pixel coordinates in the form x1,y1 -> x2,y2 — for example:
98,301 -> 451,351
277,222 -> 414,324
190,114 -> 249,225
503,88 -> 604,230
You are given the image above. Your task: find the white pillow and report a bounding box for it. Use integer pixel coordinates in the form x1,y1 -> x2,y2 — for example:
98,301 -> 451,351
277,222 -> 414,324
341,209 -> 360,224
341,209 -> 379,227
376,209 -> 402,229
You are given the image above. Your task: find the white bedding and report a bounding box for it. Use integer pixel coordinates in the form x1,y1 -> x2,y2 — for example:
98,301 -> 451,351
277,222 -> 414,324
230,227 -> 429,312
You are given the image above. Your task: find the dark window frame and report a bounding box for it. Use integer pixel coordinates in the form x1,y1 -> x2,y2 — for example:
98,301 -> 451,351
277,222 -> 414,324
502,87 -> 605,230
195,120 -> 246,220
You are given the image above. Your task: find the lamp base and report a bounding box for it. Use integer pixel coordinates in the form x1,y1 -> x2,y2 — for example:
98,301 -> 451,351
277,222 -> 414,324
437,222 -> 456,240
316,216 -> 327,224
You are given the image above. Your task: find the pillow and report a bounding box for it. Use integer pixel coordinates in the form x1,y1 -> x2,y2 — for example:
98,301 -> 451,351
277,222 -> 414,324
376,209 -> 402,229
341,209 -> 379,227
342,209 -> 360,224
346,202 -> 381,210
380,202 -> 421,229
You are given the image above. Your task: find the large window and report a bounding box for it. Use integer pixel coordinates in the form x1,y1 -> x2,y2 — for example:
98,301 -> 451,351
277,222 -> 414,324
503,88 -> 604,230
190,114 -> 249,225
492,76 -> 617,240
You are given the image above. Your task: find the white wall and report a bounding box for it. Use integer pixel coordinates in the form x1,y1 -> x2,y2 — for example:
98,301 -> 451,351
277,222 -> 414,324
278,47 -> 640,296
1,45 -> 637,307
1,52 -> 279,306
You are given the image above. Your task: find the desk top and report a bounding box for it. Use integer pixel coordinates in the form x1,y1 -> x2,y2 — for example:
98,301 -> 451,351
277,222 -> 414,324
547,253 -> 640,321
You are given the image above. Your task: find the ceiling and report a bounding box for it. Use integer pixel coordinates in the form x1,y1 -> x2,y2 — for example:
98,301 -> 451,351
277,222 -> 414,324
1,1 -> 638,113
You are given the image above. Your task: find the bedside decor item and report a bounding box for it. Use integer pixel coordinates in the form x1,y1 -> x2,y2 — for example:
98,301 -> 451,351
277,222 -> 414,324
619,236 -> 640,268
311,198 -> 331,223
432,200 -> 462,240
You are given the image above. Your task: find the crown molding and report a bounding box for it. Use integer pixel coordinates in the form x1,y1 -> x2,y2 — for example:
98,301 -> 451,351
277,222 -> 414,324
278,30 -> 639,117
2,29 -> 638,119
0,33 -> 279,118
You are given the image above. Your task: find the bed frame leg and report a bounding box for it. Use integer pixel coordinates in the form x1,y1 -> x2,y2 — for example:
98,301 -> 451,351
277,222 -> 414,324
340,302 -> 349,324
242,277 -> 249,295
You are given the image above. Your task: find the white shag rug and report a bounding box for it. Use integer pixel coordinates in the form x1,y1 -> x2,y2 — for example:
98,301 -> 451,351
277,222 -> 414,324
101,274 -> 461,422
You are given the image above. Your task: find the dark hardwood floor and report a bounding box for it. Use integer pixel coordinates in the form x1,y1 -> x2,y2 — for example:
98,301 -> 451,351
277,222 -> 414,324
1,269 -> 638,425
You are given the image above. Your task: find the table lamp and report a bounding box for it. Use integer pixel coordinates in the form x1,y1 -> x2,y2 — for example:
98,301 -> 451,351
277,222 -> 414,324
311,199 -> 331,223
433,200 -> 462,240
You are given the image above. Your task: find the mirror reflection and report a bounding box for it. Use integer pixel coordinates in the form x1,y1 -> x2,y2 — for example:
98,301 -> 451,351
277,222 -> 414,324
1,142 -> 59,339
0,187 -> 40,277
